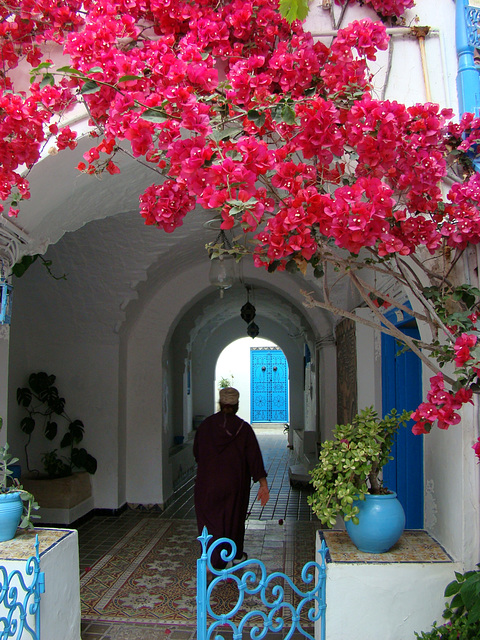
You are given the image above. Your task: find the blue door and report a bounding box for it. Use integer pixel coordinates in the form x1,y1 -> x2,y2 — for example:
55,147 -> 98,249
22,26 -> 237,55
251,348 -> 289,423
382,319 -> 424,528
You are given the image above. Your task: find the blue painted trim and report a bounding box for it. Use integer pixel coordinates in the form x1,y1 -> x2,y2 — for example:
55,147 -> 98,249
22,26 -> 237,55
381,311 -> 424,529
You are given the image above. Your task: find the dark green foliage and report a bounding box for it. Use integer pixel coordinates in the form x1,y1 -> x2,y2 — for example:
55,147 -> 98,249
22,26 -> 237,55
415,566 -> 480,639
17,372 -> 97,478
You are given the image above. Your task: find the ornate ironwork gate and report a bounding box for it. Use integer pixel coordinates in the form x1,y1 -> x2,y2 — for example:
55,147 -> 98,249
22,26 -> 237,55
196,528 -> 327,640
0,535 -> 45,639
250,348 -> 289,423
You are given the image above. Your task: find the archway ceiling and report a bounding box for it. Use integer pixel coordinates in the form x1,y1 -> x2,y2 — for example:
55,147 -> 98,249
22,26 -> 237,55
5,137 -> 362,341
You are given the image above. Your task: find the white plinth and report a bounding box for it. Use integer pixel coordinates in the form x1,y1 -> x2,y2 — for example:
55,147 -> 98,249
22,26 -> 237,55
316,530 -> 461,640
0,528 -> 81,640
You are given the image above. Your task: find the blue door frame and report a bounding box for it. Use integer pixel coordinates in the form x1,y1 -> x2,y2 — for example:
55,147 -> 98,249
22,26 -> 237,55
381,314 -> 424,529
250,348 -> 289,423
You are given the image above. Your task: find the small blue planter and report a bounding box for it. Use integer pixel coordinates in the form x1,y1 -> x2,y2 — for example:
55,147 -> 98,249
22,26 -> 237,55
0,492 -> 24,542
345,492 -> 406,553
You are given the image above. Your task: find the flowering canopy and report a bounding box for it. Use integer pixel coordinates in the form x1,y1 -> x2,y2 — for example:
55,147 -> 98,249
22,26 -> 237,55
1,0 -> 480,459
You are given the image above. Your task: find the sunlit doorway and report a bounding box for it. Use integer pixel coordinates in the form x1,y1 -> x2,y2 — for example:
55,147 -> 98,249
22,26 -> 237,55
214,337 -> 290,426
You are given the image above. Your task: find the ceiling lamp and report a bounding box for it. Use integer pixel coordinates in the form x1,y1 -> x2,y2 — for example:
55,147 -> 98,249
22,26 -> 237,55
208,230 -> 236,298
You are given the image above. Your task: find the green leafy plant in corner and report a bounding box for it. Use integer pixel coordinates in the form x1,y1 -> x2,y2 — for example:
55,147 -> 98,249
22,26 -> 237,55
17,372 -> 97,478
414,565 -> 480,639
308,407 -> 411,527
0,417 -> 39,530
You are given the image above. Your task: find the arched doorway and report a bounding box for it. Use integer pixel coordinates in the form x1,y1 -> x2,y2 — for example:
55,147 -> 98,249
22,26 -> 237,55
214,337 -> 289,424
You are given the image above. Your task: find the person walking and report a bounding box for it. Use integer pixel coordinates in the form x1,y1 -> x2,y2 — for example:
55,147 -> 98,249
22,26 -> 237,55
194,387 -> 270,570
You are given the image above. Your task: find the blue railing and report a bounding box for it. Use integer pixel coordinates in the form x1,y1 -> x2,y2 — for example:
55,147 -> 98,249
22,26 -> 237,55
0,536 -> 45,640
196,527 -> 328,640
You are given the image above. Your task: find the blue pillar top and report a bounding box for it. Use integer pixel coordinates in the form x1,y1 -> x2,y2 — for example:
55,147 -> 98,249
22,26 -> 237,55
456,0 -> 480,116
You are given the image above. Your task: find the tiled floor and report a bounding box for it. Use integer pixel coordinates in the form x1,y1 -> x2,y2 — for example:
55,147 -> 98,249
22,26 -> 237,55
79,427 -> 319,639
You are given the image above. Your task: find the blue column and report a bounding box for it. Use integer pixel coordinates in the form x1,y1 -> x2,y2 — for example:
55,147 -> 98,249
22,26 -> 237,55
456,0 -> 480,116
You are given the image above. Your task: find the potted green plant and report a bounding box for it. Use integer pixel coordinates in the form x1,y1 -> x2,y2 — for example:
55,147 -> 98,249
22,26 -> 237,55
308,406 -> 411,553
16,372 -> 97,517
17,372 -> 97,477
0,417 -> 39,540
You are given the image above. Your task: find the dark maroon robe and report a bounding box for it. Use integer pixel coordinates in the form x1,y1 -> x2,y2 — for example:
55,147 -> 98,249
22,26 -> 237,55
194,411 -> 267,569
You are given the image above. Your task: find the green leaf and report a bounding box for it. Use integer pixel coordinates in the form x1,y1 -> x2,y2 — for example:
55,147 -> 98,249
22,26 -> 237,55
459,575 -> 480,611
140,109 -> 168,123
30,61 -> 53,73
71,448 -> 97,474
267,261 -> 281,273
68,419 -> 85,444
60,432 -> 72,448
40,73 -> 56,89
20,416 -> 35,435
282,104 -> 297,125
56,66 -> 85,76
12,255 -> 39,278
279,0 -> 310,23
445,580 -> 461,597
247,109 -> 266,127
29,371 -> 55,394
80,80 -> 100,95
44,421 -> 57,441
87,66 -> 103,74
16,387 -> 32,407
118,74 -> 142,82
209,125 -> 244,142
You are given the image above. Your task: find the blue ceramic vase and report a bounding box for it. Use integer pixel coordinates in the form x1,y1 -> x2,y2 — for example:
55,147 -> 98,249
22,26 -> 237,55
344,492 -> 406,553
0,492 -> 24,542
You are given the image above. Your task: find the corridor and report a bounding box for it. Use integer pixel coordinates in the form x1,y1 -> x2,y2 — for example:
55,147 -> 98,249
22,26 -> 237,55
79,426 -> 321,640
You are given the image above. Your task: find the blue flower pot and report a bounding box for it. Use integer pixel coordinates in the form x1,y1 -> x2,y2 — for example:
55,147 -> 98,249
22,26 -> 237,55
344,492 -> 405,553
0,492 -> 24,542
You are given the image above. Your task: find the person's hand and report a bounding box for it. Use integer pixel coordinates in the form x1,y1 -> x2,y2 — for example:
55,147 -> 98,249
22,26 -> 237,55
257,484 -> 270,507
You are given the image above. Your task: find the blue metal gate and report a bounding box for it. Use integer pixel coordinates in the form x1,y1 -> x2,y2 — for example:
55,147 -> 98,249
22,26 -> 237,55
196,528 -> 327,640
0,535 -> 44,639
250,348 -> 289,423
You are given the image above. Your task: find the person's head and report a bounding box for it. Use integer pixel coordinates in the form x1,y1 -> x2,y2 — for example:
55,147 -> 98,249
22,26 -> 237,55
219,387 -> 239,414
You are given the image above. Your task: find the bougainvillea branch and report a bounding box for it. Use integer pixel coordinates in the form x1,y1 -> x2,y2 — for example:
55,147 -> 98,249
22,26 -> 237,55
1,0 -> 480,458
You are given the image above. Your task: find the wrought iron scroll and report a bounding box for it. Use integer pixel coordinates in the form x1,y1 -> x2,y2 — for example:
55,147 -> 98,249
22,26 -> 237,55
197,527 -> 328,640
0,535 -> 45,640
466,5 -> 480,48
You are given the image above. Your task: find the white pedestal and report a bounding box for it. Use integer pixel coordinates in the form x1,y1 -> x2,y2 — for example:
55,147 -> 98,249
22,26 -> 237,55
316,530 -> 461,640
0,528 -> 81,640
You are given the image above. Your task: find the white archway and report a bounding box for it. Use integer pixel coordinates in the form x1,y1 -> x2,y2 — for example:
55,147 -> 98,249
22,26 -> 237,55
214,337 -> 289,424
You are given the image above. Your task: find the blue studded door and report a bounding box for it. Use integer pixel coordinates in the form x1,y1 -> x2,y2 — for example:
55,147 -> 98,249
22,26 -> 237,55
250,348 -> 289,423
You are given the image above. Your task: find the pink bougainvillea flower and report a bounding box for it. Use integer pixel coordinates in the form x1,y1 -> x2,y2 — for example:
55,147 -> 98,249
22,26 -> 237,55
473,437 -> 480,462
454,333 -> 478,367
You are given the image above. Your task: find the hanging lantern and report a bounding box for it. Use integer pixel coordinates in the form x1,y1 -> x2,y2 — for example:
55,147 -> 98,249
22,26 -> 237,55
208,229 -> 236,298
240,285 -> 256,323
247,321 -> 259,338
240,301 -> 256,323
209,255 -> 236,298
0,279 -> 13,325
